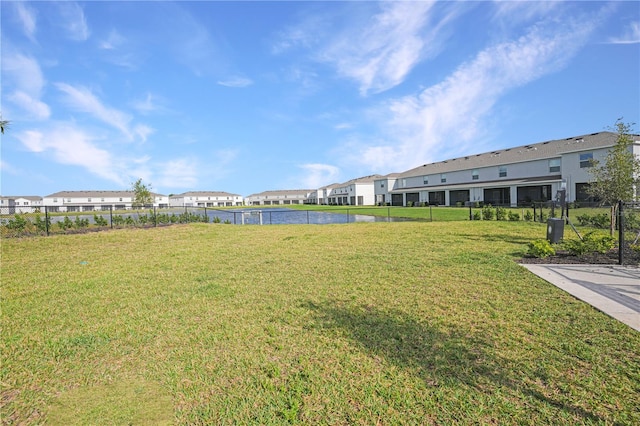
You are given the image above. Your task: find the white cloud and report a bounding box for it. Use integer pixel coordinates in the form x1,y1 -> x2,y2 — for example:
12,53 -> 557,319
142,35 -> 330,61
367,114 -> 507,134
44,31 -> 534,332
8,91 -> 50,120
2,53 -> 49,119
155,158 -> 200,188
99,29 -> 125,50
131,93 -> 164,115
15,126 -> 125,185
608,21 -> 640,44
297,163 -> 340,188
13,2 -> 37,42
344,12 -> 601,171
217,77 -> 254,88
317,2 -> 460,95
55,83 -> 136,140
134,124 -> 155,143
57,2 -> 90,41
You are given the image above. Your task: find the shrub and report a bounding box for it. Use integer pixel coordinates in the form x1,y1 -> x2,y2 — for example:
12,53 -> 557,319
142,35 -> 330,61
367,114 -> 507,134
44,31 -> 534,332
524,210 -> 534,222
508,211 -> 520,221
562,232 -> 615,256
472,211 -> 482,221
576,213 -> 610,229
34,215 -> 50,233
482,205 -> 494,221
6,214 -> 28,231
93,214 -> 109,227
112,215 -> 125,226
74,216 -> 89,229
527,239 -> 556,258
496,206 -> 507,221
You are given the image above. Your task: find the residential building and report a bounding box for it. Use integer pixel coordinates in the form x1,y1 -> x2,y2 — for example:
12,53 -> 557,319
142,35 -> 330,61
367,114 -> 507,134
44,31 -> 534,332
380,131 -> 640,207
306,183 -> 339,205
326,174 -> 383,206
0,196 -> 43,213
169,191 -> 243,207
245,189 -> 314,206
41,190 -> 168,212
374,173 -> 401,205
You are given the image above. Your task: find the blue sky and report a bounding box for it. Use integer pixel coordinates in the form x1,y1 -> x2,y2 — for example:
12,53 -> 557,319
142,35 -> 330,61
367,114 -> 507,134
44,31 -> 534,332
1,1 -> 639,197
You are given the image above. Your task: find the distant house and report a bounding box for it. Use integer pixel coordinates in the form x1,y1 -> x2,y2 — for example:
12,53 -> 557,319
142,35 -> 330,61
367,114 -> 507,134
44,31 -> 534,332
169,191 -> 243,207
41,190 -> 168,212
307,183 -> 339,205
245,189 -> 314,206
0,196 -> 43,213
326,175 -> 383,206
374,173 -> 401,206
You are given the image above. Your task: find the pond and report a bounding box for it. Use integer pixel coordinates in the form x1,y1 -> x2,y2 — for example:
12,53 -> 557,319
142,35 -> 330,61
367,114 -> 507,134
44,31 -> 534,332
203,208 -> 413,225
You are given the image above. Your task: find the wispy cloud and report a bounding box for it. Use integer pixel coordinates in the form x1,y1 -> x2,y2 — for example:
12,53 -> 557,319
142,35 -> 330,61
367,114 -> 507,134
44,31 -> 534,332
297,163 -> 340,188
155,158 -> 200,188
57,2 -> 90,41
608,21 -> 640,44
275,2 -> 464,96
3,53 -> 49,119
344,10 -> 602,171
15,125 -> 125,185
131,93 -> 165,115
55,83 -> 153,142
99,29 -> 125,50
217,76 -> 254,88
12,2 -> 37,42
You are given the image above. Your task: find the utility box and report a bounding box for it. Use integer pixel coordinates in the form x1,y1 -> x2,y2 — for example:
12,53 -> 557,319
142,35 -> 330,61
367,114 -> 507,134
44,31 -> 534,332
546,218 -> 564,243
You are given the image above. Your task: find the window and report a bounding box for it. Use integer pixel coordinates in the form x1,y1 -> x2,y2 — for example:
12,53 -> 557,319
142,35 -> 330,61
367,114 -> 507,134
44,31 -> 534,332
101,198 -> 105,202
88,198 -> 92,202
499,166 -> 507,177
401,179 -> 406,188
380,183 -> 385,188
472,170 -> 479,180
423,176 -> 429,185
549,159 -> 561,173
580,152 -> 593,168
119,198 -> 123,202
67,198 -> 71,202
440,174 -> 446,183
53,198 -> 58,202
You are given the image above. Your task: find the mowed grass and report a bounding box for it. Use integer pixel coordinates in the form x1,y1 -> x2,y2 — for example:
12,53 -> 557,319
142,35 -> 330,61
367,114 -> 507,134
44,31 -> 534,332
2,221 -> 639,424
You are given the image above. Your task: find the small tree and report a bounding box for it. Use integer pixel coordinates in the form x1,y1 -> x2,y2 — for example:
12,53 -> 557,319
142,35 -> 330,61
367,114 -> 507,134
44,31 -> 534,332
587,119 -> 640,235
131,178 -> 153,208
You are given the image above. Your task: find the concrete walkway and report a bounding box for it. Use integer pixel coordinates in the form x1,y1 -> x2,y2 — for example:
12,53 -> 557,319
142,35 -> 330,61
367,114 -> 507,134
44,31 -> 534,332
521,264 -> 640,332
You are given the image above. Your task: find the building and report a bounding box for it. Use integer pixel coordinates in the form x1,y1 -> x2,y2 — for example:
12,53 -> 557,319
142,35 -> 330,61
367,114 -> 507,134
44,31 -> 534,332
378,131 -> 640,207
0,196 -> 43,213
169,191 -> 243,207
374,173 -> 401,205
245,189 -> 314,206
326,174 -> 383,206
41,190 -> 169,212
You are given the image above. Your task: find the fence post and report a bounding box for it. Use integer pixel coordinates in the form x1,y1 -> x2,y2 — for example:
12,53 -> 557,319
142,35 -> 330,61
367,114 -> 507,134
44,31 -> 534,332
307,210 -> 310,224
45,206 -> 50,236
110,205 -> 113,229
533,204 -> 537,222
618,200 -> 624,266
154,206 -> 158,227
469,205 -> 472,221
430,205 -> 433,222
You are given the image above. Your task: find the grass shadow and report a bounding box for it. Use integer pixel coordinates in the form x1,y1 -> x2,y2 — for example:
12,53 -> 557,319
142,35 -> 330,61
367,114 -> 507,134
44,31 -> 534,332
306,300 -> 606,423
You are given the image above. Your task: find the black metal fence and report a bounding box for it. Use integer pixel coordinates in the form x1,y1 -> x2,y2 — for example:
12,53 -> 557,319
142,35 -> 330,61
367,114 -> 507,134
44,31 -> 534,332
0,206 -> 415,237
618,201 -> 640,265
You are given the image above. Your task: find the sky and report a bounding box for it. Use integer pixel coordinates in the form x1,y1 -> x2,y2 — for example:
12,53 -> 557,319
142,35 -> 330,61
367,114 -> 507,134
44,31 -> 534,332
1,1 -> 639,198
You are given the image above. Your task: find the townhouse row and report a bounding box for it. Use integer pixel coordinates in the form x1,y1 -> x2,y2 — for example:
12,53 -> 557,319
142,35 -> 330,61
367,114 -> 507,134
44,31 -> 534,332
2,131 -> 639,213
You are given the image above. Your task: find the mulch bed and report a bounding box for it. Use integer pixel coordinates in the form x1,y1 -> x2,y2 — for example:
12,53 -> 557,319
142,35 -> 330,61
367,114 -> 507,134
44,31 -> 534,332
519,248 -> 640,265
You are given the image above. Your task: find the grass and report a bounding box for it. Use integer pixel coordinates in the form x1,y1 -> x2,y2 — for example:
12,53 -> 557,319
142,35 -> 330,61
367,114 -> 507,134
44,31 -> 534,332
2,221 -> 639,424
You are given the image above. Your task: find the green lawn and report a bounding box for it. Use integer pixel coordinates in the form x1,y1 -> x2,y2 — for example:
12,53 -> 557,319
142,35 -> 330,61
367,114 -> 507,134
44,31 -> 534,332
2,221 -> 638,424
